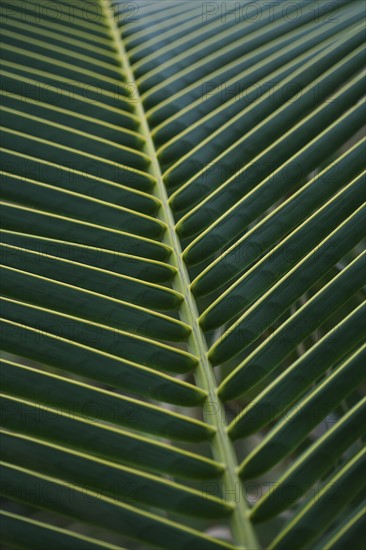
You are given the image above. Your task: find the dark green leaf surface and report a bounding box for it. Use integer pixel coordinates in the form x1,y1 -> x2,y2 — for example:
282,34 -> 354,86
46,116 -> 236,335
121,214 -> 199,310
1,1 -> 364,548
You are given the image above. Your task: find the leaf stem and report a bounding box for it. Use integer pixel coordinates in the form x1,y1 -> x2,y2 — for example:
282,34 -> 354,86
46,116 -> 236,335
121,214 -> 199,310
102,2 -> 260,547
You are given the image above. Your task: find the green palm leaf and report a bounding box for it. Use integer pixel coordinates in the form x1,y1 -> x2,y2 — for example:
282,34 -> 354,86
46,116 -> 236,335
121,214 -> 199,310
1,1 -> 364,548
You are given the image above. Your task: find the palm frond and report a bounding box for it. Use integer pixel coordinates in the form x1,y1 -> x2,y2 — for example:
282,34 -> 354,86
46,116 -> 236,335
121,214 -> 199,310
1,1 -> 365,548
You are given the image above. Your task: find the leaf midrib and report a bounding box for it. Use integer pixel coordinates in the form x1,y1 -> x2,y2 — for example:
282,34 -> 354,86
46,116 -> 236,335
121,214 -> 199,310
101,1 -> 259,548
